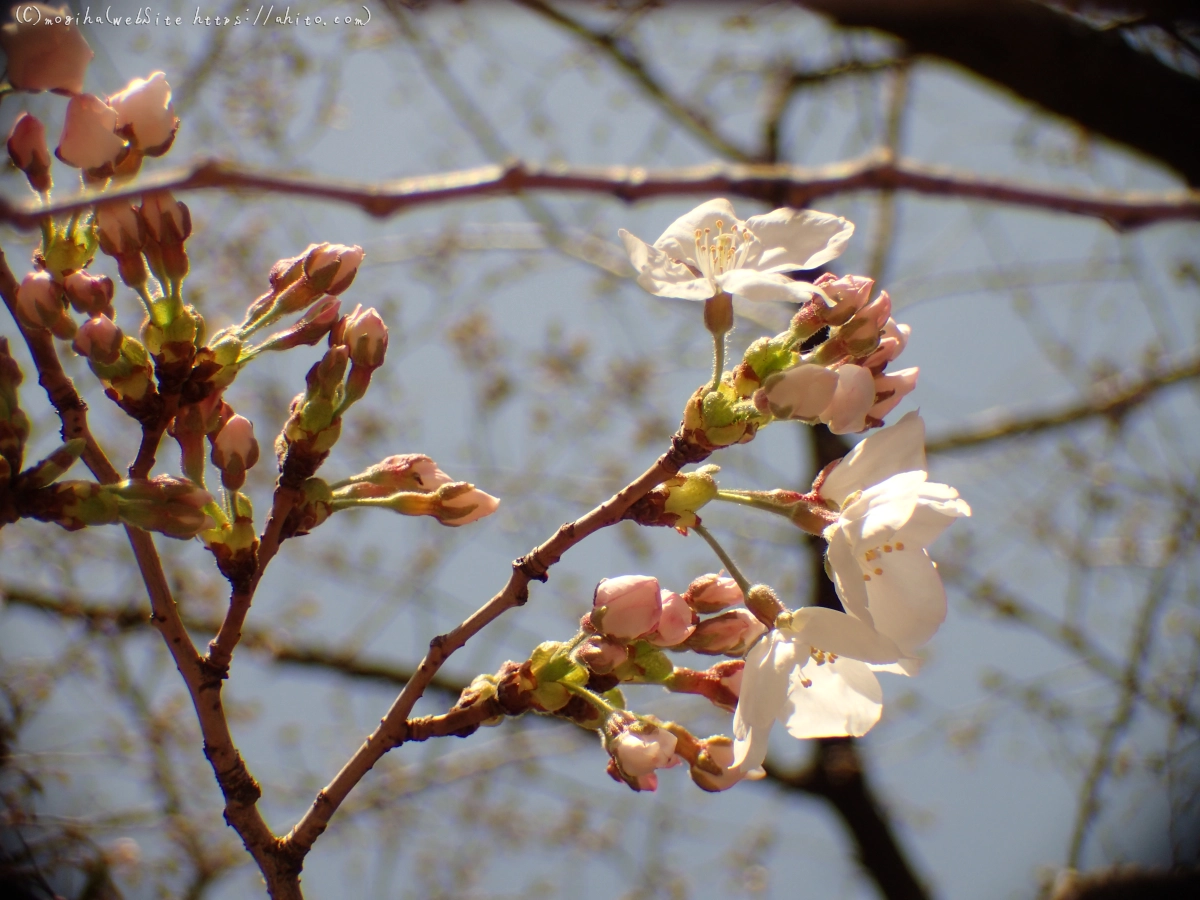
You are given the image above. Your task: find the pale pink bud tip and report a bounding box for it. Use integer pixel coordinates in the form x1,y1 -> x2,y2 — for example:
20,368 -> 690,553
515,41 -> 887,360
0,4 -> 94,94
16,271 -> 71,336
684,572 -> 744,613
56,93 -> 127,174
647,590 -> 697,647
592,575 -> 662,640
72,315 -> 123,365
139,191 -> 191,243
436,484 -> 500,526
108,71 -> 178,155
214,415 -> 258,465
341,304 -> 388,368
613,728 -> 679,778
306,243 -> 364,294
63,270 -> 114,316
7,113 -> 52,192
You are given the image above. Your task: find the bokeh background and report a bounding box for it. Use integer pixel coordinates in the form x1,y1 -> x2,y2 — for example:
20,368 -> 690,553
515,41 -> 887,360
2,2 -> 1198,898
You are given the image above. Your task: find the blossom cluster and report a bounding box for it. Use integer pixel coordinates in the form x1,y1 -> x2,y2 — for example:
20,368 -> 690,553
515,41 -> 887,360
1,8 -> 500,567
0,2 -> 970,817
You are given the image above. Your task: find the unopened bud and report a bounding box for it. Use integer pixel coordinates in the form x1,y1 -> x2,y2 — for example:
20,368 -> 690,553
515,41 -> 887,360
304,242 -> 364,295
664,659 -> 745,711
430,481 -> 500,527
62,270 -> 115,317
7,113 -> 52,193
254,297 -> 342,354
20,438 -> 85,490
55,93 -> 127,176
72,315 -> 123,365
211,414 -> 259,490
334,454 -> 451,500
0,4 -> 94,95
683,572 -> 744,614
868,366 -> 919,422
592,575 -> 662,640
685,609 -> 767,656
108,71 -> 178,156
758,363 -> 838,420
603,712 -> 680,792
689,736 -> 764,793
861,319 -> 911,372
139,191 -> 191,288
646,589 -> 697,647
337,304 -> 388,368
812,273 -> 874,326
16,271 -> 75,339
573,635 -> 630,675
108,475 -> 214,539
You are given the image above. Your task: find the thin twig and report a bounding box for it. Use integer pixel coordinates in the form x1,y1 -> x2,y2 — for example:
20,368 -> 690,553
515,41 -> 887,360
926,354 -> 1200,454
278,435 -> 710,865
2,154 -> 1196,233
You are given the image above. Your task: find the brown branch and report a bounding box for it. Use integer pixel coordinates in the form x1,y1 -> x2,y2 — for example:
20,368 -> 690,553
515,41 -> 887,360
766,740 -> 930,900
1,155 -> 1196,234
277,435 -> 710,866
794,0 -> 1200,185
926,355 -> 1200,454
0,247 -> 294,898
802,425 -> 931,900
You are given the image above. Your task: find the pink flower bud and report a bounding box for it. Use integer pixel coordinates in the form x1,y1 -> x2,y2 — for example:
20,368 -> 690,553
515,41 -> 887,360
859,289 -> 892,331
647,589 -> 697,647
7,113 -> 52,193
868,366 -> 919,421
341,454 -> 452,500
813,273 -> 874,325
340,304 -> 388,368
862,319 -> 911,372
686,609 -> 767,655
62,271 -> 114,316
16,270 -> 74,338
574,635 -> 630,675
820,364 -> 876,435
212,415 -> 259,470
689,736 -> 763,793
604,712 -> 680,791
683,572 -> 744,614
55,93 -> 126,174
759,363 -> 839,420
592,575 -> 662,640
0,4 -> 94,94
110,475 -> 214,540
95,201 -> 144,256
304,243 -> 363,295
139,191 -> 190,244
108,71 -> 178,155
72,315 -> 123,365
432,482 -> 500,527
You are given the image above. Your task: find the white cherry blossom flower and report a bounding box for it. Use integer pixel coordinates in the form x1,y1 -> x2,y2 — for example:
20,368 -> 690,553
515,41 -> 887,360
820,412 -> 971,657
732,606 -> 902,770
619,199 -> 853,304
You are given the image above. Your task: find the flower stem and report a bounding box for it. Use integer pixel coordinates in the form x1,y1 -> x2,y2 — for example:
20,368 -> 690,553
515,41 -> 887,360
562,681 -> 616,716
692,522 -> 753,596
709,331 -> 725,393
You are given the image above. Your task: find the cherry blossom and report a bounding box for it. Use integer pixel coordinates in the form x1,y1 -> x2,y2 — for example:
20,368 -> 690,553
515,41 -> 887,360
619,199 -> 852,304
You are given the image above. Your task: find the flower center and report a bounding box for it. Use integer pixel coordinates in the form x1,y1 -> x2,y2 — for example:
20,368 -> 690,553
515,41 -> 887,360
860,541 -> 905,581
797,646 -> 839,688
693,218 -> 753,288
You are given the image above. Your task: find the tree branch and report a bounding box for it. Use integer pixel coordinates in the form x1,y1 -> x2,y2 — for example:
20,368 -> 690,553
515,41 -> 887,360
276,434 -> 711,868
794,0 -> 1200,185
2,155 -> 1196,234
926,354 -> 1200,454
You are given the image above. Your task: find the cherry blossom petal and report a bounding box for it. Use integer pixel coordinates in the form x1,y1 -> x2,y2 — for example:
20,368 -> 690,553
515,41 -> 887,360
619,229 -> 712,299
862,547 -> 947,656
732,632 -> 797,768
869,366 -> 919,420
782,657 -> 883,739
741,208 -> 854,272
782,605 -> 901,664
762,364 -> 839,419
715,268 -> 823,304
820,411 -> 927,507
652,198 -> 740,263
821,364 -> 876,434
826,528 -> 872,626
